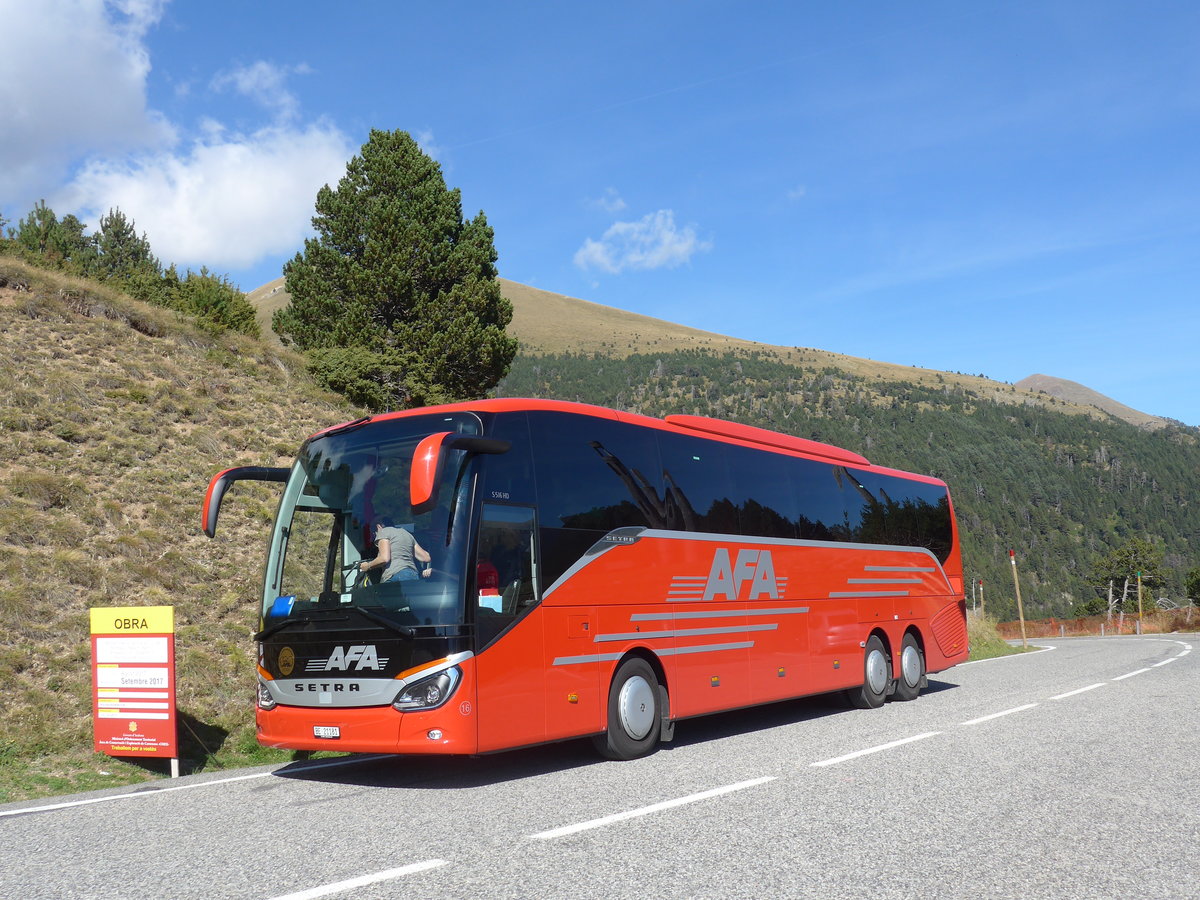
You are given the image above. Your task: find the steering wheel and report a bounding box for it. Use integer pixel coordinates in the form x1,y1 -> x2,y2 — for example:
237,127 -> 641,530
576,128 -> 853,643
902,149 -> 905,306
342,560 -> 368,590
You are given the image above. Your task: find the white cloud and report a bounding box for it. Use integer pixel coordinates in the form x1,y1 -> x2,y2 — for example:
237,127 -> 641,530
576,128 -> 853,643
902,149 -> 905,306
574,210 -> 711,274
211,61 -> 312,123
0,3 -> 358,276
591,187 -> 627,213
57,122 -> 354,270
413,129 -> 444,161
786,184 -> 807,201
0,0 -> 175,201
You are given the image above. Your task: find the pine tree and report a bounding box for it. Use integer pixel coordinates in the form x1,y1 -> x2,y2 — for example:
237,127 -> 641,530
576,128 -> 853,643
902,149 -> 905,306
56,214 -> 98,274
13,201 -> 61,259
273,129 -> 517,410
1186,567 -> 1200,602
94,208 -> 159,281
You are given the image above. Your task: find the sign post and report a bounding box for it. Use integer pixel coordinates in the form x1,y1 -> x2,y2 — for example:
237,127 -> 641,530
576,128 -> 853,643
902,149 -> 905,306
90,606 -> 179,776
1008,550 -> 1028,649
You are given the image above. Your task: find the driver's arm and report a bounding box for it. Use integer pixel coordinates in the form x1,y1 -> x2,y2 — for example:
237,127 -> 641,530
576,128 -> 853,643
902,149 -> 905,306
414,539 -> 432,577
360,539 -> 391,572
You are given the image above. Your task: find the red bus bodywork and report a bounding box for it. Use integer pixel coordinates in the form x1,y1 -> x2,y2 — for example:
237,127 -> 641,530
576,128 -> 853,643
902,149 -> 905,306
209,399 -> 968,757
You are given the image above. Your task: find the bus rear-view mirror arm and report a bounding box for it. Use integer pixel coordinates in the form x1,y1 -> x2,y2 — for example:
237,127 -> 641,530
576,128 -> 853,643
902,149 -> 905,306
203,466 -> 290,538
410,433 -> 511,515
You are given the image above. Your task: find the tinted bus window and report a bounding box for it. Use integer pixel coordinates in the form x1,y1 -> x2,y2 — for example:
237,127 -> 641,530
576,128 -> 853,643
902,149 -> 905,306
529,412 -> 663,587
724,443 -> 800,540
528,412 -> 661,531
481,412 -> 535,506
656,432 -> 738,534
849,469 -> 953,561
793,459 -> 852,542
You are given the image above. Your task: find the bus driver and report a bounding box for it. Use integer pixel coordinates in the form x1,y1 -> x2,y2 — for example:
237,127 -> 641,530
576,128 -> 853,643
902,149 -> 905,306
360,519 -> 432,582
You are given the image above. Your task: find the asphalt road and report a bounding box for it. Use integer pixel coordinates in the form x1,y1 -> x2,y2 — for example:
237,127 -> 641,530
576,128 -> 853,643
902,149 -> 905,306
2,635 -> 1196,900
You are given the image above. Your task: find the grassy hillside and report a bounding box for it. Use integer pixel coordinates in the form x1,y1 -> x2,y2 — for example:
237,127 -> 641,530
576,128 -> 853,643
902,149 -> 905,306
0,259 -> 360,801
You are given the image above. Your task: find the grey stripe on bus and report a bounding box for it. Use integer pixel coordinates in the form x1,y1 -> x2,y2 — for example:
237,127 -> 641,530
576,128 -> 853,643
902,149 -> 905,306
552,640 -> 756,667
593,623 -> 779,643
828,590 -> 911,598
630,607 -> 810,621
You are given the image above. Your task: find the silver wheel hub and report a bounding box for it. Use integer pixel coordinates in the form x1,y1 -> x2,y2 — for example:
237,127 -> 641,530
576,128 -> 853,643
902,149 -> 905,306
866,648 -> 889,695
902,644 -> 923,687
618,674 -> 655,740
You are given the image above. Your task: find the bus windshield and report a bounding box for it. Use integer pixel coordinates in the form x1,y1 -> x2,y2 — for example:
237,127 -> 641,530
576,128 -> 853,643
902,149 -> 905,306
261,412 -> 482,630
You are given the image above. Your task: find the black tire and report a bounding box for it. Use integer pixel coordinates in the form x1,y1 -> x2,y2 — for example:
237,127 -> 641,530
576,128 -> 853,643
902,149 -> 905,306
593,657 -> 661,760
893,632 -> 925,701
846,635 -> 889,709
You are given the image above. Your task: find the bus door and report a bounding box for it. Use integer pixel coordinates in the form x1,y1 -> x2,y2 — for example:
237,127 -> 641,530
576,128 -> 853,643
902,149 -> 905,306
472,503 -> 546,752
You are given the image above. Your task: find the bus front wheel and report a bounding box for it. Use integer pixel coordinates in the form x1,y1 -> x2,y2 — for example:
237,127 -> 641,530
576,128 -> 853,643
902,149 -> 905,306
593,657 -> 661,760
846,635 -> 889,709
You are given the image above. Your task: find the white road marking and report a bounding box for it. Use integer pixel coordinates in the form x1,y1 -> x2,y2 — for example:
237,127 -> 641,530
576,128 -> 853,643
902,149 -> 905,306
528,776 -> 776,839
1151,658 -> 1179,668
809,732 -> 941,768
960,703 -> 1038,726
266,860 -> 447,900
1050,683 -> 1106,700
959,644 -> 1055,665
1112,668 -> 1151,681
0,755 -> 387,818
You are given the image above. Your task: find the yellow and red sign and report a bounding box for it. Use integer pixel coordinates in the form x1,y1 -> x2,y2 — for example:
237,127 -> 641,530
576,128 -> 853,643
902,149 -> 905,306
90,606 -> 177,758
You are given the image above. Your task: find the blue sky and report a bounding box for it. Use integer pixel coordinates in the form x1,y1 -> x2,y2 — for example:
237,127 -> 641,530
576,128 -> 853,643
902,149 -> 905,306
4,1 -> 1198,425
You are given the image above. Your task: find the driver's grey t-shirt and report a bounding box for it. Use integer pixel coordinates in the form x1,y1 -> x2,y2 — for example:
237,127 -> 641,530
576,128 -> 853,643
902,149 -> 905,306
378,526 -> 417,581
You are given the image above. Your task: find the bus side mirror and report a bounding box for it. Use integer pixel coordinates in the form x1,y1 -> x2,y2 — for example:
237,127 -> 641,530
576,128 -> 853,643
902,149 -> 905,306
410,433 -> 511,515
203,466 -> 290,537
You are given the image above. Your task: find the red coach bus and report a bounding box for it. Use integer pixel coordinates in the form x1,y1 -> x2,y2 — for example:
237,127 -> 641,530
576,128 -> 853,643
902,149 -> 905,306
204,399 -> 967,760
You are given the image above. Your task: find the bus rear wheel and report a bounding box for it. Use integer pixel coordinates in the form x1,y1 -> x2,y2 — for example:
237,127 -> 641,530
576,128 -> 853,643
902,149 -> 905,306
846,635 -> 889,709
593,657 -> 661,760
893,632 -> 925,702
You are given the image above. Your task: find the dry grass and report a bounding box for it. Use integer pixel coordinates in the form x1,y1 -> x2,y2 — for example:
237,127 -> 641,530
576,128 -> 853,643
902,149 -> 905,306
0,258 -> 359,802
966,613 -> 1029,660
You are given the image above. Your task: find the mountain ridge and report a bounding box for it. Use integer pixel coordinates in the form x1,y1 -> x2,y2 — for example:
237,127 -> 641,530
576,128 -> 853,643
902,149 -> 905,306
249,276 -> 1170,430
1014,373 -> 1166,430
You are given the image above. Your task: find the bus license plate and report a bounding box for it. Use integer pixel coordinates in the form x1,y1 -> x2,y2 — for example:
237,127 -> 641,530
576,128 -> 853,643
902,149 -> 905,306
313,726 -> 340,739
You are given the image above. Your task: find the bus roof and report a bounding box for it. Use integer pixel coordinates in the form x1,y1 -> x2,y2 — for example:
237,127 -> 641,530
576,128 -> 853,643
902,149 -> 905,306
308,398 -> 946,487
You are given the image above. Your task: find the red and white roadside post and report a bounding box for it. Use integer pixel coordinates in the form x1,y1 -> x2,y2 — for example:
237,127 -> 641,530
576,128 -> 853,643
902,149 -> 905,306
90,606 -> 179,777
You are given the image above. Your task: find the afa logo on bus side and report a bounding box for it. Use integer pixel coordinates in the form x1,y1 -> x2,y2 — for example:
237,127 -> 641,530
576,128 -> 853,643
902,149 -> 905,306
702,548 -> 781,602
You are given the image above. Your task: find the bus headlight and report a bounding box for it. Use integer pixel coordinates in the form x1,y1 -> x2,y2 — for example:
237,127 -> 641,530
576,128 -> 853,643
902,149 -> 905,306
393,666 -> 461,711
257,680 -> 277,711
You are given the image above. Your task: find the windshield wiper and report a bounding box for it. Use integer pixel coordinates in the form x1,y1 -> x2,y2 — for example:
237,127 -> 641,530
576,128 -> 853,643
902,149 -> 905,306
254,613 -> 351,642
351,606 -> 417,638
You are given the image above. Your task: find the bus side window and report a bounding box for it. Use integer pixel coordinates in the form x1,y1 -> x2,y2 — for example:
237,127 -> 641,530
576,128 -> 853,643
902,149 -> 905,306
475,504 -> 538,650
482,411 -> 535,504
